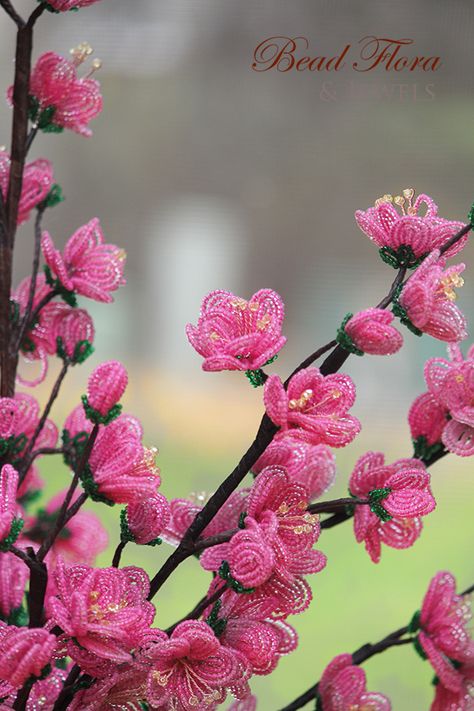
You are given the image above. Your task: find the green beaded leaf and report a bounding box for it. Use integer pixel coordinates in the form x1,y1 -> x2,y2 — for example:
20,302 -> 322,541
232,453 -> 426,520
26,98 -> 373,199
238,511 -> 247,529
408,609 -> 421,634
39,184 -> 65,211
7,604 -> 28,627
413,636 -> 428,660
0,518 -> 25,552
391,286 -> 423,337
218,560 -> 255,594
368,487 -> 393,522
82,395 -> 122,426
468,202 -> 474,226
379,245 -> 428,270
120,508 -> 135,543
245,368 -> 266,387
335,313 -> 364,356
205,600 -> 227,637
79,464 -> 115,507
413,436 -> 446,462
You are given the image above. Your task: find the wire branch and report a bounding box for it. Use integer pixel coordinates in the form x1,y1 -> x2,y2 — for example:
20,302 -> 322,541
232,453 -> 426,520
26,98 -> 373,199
0,0 -> 24,28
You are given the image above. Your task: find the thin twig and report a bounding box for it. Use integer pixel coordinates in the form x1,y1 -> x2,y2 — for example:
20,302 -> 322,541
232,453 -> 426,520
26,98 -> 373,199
25,125 -> 38,157
14,206 -> 46,354
19,361 -> 69,482
112,540 -> 127,568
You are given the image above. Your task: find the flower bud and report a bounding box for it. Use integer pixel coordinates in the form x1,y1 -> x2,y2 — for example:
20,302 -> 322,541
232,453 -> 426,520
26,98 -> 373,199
85,360 -> 128,420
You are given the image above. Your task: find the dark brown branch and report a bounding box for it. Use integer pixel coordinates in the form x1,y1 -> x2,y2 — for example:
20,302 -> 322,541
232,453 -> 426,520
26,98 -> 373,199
0,0 -> 24,28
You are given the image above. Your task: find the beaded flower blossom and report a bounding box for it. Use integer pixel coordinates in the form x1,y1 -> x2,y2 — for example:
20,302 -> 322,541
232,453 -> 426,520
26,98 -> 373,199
0,151 -> 53,225
396,250 -> 467,342
264,366 -> 361,448
0,465 -> 20,545
252,434 -> 336,500
24,45 -> 103,136
318,653 -> 391,710
412,572 -> 473,695
200,466 -> 326,588
423,343 -> 474,456
49,561 -> 155,667
41,218 -> 126,303
186,288 -> 286,373
349,452 -> 435,563
355,189 -> 467,269
0,623 -> 56,688
337,307 -> 403,356
144,619 -> 244,710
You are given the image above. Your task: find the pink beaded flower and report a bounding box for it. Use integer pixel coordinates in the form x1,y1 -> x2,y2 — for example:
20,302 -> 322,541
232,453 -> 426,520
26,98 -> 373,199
84,416 -> 160,504
264,367 -> 361,448
424,344 -> 474,456
26,46 -> 102,136
318,653 -> 391,710
204,582 -> 298,676
125,493 -> 171,545
145,620 -> 243,710
43,302 -> 95,359
416,572 -> 473,694
349,452 -> 435,563
44,0 -> 102,10
69,663 -> 150,710
201,466 -> 326,588
0,552 -> 28,618
0,151 -> 53,225
0,623 -> 56,688
41,218 -> 126,302
338,307 -> 403,356
396,250 -> 467,342
186,289 -> 286,372
0,465 -> 20,544
408,392 -> 449,459
6,392 -> 58,455
252,434 -> 336,500
84,360 -> 128,422
49,561 -> 155,664
431,660 -> 474,711
355,189 -> 467,268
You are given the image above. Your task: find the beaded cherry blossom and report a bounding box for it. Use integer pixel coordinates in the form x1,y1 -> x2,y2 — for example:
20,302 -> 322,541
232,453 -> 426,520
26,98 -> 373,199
23,667 -> 68,710
430,659 -> 474,711
409,572 -> 474,695
0,151 -> 53,225
186,289 -> 286,373
337,307 -> 403,356
349,452 -> 435,563
318,653 -> 391,710
200,466 -> 326,588
125,493 -> 171,545
0,623 -> 56,687
408,391 -> 449,460
83,360 -> 128,424
264,367 -> 361,448
41,218 -> 126,303
144,619 -> 244,710
395,250 -> 467,342
203,581 -> 298,677
422,343 -> 474,456
25,46 -> 103,136
252,434 -> 336,500
355,189 -> 467,268
49,560 -> 155,666
82,415 -> 160,504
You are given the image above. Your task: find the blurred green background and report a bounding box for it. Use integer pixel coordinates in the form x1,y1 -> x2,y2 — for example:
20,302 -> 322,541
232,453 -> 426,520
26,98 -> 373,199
1,0 -> 474,708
